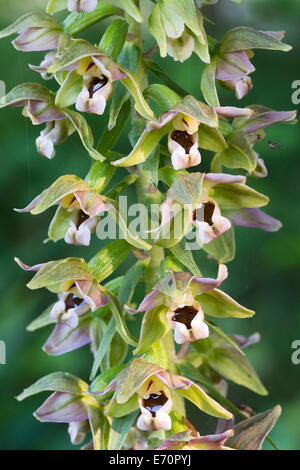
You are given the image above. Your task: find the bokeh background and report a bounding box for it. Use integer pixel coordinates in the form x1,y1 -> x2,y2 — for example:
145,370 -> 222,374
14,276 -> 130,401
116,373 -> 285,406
0,0 -> 299,450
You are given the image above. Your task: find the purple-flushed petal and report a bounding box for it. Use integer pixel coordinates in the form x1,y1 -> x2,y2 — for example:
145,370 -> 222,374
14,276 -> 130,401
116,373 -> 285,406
232,332 -> 260,350
244,110 -> 297,134
204,173 -> 246,185
43,322 -> 91,356
25,100 -> 65,125
29,51 -> 56,80
227,208 -> 282,232
191,264 -> 228,295
146,111 -> 178,131
155,371 -> 191,390
125,289 -> 164,315
14,194 -> 41,213
14,257 -> 45,272
215,106 -> 254,119
34,392 -> 88,423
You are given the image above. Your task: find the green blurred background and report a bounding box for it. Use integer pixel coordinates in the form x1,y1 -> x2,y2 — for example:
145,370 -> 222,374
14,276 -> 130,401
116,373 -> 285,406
0,0 -> 299,450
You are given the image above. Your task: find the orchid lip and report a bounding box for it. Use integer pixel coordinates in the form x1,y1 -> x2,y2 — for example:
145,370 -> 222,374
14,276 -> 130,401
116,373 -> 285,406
143,390 -> 168,417
65,293 -> 85,310
76,210 -> 89,229
172,305 -> 199,330
88,76 -> 109,98
193,201 -> 215,226
171,130 -> 194,153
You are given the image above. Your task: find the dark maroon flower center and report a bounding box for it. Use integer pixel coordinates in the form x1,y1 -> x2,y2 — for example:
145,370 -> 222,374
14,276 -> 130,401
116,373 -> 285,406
65,293 -> 84,311
88,76 -> 108,98
171,130 -> 194,153
203,201 -> 215,226
143,391 -> 168,417
76,210 -> 89,229
193,202 -> 215,226
173,305 -> 198,330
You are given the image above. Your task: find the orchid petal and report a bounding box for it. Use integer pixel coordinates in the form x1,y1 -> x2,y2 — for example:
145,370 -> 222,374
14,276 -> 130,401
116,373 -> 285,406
191,264 -> 228,295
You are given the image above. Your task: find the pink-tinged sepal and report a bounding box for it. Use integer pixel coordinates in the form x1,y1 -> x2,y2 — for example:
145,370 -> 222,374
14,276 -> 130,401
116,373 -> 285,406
34,392 -> 88,423
215,106 -> 254,119
68,0 -> 98,13
29,51 -> 56,80
125,289 -> 164,315
13,28 -> 61,52
43,321 -> 91,355
204,173 -> 246,185
191,264 -> 228,295
226,207 -> 282,232
243,108 -> 297,134
14,257 -> 45,272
